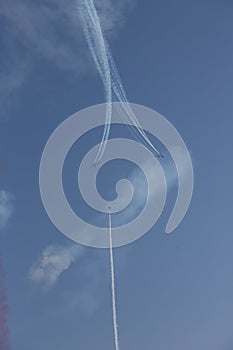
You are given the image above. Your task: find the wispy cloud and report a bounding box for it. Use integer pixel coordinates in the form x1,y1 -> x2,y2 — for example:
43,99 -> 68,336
112,146 -> 193,225
95,0 -> 135,34
29,242 -> 109,315
0,191 -> 14,230
0,0 -> 135,113
29,147 -> 192,285
29,244 -> 84,288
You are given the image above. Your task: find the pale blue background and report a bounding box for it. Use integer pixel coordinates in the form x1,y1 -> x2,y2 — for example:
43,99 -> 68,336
1,0 -> 233,349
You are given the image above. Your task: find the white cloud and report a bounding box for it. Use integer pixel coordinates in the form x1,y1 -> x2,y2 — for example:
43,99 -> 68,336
0,1 -> 88,71
29,243 -> 107,314
0,0 -> 135,112
95,0 -> 135,35
29,147 -> 192,287
29,244 -> 84,287
0,190 -> 14,230
113,146 -> 193,224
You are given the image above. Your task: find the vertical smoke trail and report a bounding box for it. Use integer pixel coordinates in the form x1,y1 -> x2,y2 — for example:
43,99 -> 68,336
108,209 -> 120,350
78,0 -> 163,162
78,0 -> 112,165
0,254 -> 11,350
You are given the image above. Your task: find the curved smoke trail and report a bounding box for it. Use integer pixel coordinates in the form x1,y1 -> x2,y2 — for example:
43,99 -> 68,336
105,42 -> 162,156
78,0 -> 112,165
78,0 -> 163,163
108,210 -> 120,350
0,254 -> 11,350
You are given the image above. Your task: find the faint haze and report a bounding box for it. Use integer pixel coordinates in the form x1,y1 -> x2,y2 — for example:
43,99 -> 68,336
0,0 -> 135,115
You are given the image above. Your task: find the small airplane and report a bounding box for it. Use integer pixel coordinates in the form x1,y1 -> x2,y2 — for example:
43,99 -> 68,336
157,154 -> 165,159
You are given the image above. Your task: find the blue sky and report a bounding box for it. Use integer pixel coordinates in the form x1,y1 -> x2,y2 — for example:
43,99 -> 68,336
1,0 -> 233,349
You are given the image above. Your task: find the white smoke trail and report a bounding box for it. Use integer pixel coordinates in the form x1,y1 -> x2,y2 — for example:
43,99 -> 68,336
105,42 -> 161,156
108,209 -> 120,350
78,0 -> 112,165
78,0 -> 163,162
87,1 -> 160,156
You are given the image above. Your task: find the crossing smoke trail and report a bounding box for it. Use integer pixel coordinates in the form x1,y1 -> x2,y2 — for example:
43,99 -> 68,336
77,0 -> 163,164
0,255 -> 11,350
108,209 -> 120,350
78,0 -> 112,165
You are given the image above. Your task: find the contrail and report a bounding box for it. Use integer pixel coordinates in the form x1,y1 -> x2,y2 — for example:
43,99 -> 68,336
105,42 -> 162,157
0,254 -> 11,350
108,208 -> 120,350
78,0 -> 163,162
85,0 -> 161,157
78,0 -> 112,165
